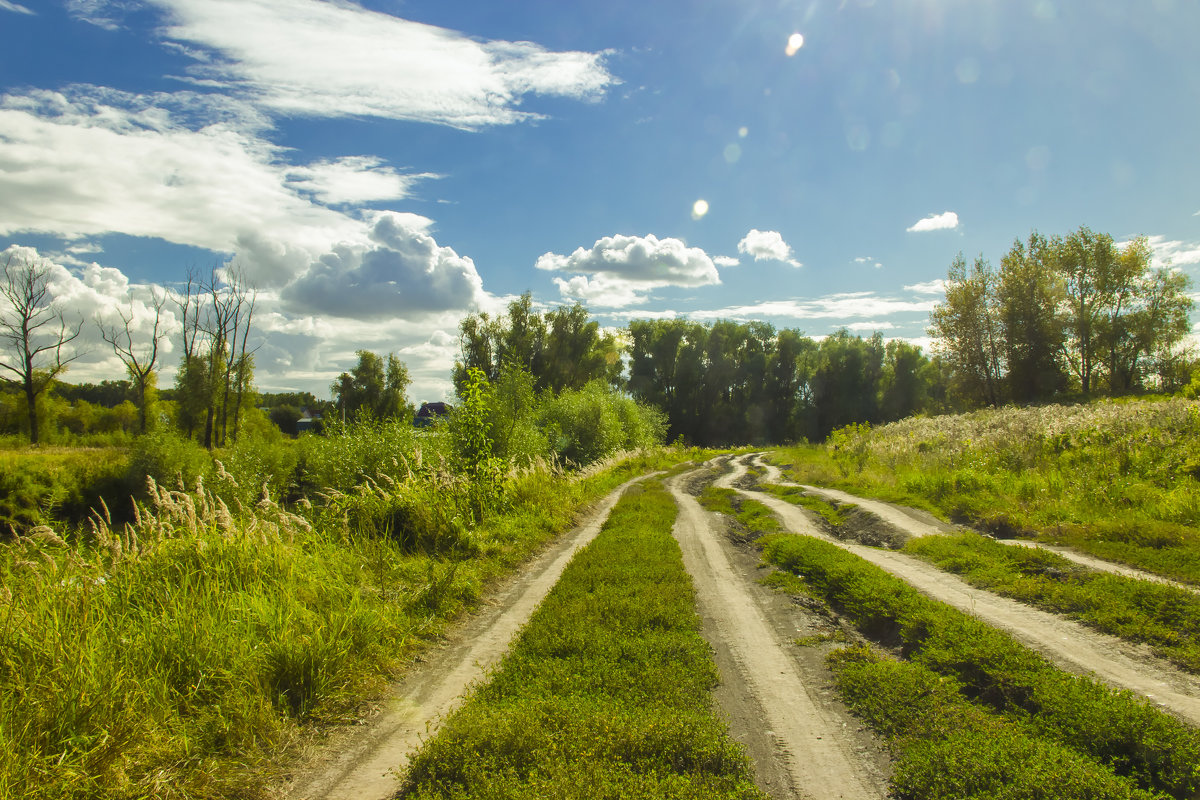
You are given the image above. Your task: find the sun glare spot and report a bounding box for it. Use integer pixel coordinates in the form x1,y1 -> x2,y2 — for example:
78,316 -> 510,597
785,32 -> 805,56
738,126 -> 749,138
692,199 -> 710,219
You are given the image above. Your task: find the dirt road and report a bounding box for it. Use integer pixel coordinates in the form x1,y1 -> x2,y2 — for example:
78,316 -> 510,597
751,454 -> 1200,591
279,474 -> 654,800
721,455 -> 1200,726
666,470 -> 889,799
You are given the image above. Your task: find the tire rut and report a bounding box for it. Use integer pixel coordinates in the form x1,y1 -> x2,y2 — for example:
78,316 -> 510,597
666,469 -> 887,800
722,454 -> 1200,727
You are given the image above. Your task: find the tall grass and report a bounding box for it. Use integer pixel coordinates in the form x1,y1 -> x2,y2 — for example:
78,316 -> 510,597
0,443 -> 689,799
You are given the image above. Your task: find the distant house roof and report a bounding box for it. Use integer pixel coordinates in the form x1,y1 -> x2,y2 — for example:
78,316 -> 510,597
414,401 -> 451,427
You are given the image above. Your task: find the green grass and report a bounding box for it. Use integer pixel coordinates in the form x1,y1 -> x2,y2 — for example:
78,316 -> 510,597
0,451 -> 687,800
759,483 -> 855,527
0,448 -> 130,534
759,532 -> 1200,798
768,397 -> 1200,583
695,474 -> 1195,797
829,647 -> 1161,800
904,532 -> 1200,672
400,481 -> 766,800
696,486 -> 785,537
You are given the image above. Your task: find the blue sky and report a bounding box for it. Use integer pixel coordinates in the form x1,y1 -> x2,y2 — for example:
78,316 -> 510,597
2,0 -> 1199,403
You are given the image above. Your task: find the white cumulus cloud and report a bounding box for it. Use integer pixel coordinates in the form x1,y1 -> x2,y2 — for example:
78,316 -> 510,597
1143,234 -> 1200,268
907,211 -> 959,232
281,211 -> 487,320
736,229 -> 802,267
536,234 -> 721,307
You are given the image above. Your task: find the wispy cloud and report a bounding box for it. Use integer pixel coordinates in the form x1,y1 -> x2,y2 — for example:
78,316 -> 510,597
737,229 -> 802,267
1144,234 -> 1200,268
854,256 -> 882,269
0,1 -> 34,15
141,0 -> 617,129
906,211 -> 959,232
904,279 -> 947,294
602,291 -> 937,322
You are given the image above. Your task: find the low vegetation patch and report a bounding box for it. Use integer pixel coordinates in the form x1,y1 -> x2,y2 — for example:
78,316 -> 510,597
760,532 -> 1200,798
829,646 -> 1161,800
400,481 -> 765,800
905,532 -> 1200,672
697,486 -> 784,540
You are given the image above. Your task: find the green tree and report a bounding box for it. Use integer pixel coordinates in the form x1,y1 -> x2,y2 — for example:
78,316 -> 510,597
929,253 -> 1004,408
331,350 -> 413,421
1057,226 -> 1116,397
454,295 -> 620,396
878,339 -> 930,422
998,232 -> 1066,403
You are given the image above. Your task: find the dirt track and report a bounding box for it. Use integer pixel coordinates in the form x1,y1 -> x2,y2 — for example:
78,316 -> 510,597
723,454 -> 1200,726
666,469 -> 889,799
278,473 -> 654,800
280,453 -> 1200,800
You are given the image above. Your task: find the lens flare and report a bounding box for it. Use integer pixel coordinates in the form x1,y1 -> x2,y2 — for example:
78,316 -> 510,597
692,199 -> 710,219
785,32 -> 804,56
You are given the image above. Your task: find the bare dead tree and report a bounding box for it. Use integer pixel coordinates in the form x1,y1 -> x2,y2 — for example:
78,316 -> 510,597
99,289 -> 167,434
0,254 -> 83,444
171,266 -> 258,448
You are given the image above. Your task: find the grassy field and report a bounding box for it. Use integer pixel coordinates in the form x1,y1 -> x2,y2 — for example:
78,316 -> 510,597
769,397 -> 1200,583
0,444 -> 689,799
703,488 -> 1200,800
400,480 -> 765,799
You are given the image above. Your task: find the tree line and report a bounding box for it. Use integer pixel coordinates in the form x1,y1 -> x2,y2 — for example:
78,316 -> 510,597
4,223 -> 1195,448
929,227 -> 1194,407
453,298 -> 947,446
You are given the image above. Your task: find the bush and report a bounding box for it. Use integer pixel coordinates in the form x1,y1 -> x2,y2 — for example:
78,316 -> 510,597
126,428 -> 212,495
540,381 -> 665,466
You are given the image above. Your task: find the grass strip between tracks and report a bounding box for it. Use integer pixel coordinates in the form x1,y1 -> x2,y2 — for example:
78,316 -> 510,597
703,487 -> 1200,799
904,532 -> 1200,673
399,480 -> 766,800
761,480 -> 1200,674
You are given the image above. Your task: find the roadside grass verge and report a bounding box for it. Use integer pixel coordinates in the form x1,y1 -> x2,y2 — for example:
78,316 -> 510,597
760,532 -> 1200,799
0,450 -> 689,800
904,532 -> 1200,673
767,397 -> 1200,584
400,481 -> 766,800
829,646 -> 1162,800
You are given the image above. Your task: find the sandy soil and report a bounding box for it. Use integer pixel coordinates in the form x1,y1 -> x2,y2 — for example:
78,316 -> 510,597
666,467 -> 890,799
725,454 -> 1200,726
275,473 -> 654,800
